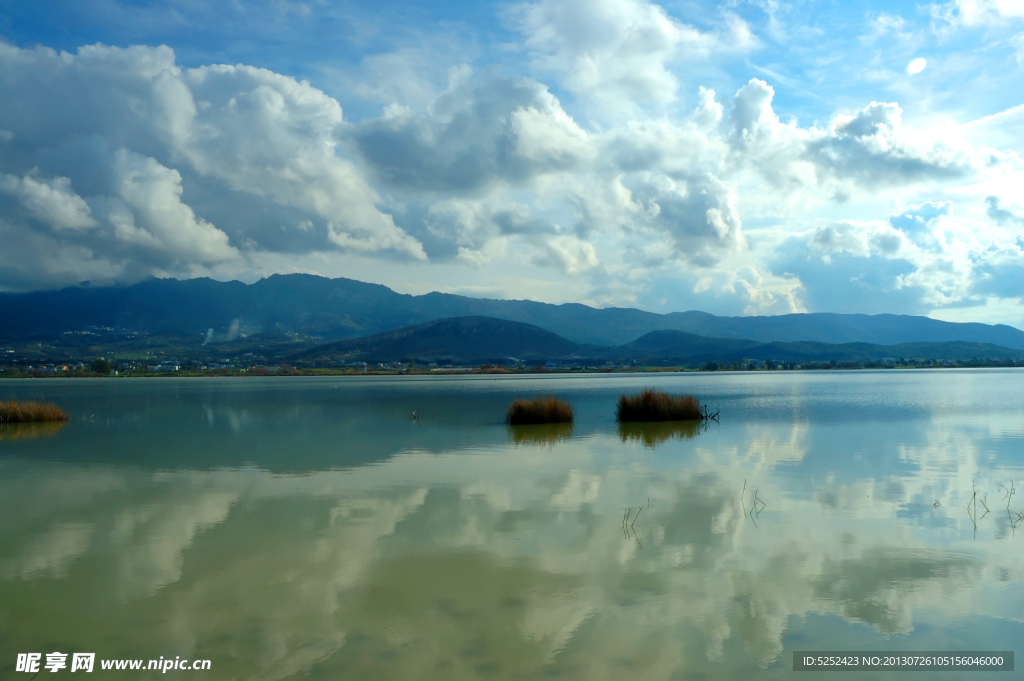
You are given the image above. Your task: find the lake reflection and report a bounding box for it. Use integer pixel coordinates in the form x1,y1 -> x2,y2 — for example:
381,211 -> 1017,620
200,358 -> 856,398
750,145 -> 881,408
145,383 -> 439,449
507,422 -> 575,446
0,421 -> 68,442
1,372 -> 1023,680
617,419 -> 704,447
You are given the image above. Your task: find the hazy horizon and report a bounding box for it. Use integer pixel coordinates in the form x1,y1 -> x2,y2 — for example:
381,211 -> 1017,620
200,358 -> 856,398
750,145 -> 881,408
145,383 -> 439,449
1,0 -> 1022,329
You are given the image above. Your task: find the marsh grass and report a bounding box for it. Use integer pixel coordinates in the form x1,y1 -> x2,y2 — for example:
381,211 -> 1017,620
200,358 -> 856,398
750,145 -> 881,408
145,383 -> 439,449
617,420 -> 702,447
616,389 -> 705,422
0,421 -> 69,442
508,422 -> 574,447
504,395 -> 574,425
0,401 -> 69,423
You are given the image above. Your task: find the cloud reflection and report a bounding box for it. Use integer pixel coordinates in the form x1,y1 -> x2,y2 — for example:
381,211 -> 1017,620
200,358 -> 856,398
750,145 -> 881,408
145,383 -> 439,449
0,421 -> 1020,679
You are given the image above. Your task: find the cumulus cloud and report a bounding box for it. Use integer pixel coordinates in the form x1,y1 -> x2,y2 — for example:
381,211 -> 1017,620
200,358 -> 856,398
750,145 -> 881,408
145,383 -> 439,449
970,238 -> 1024,298
724,266 -> 806,315
627,172 -> 745,265
810,220 -> 911,260
985,195 -> 1024,226
774,231 -> 925,314
537,234 -> 601,274
509,0 -> 756,113
728,79 -> 984,199
427,199 -> 557,246
101,149 -> 237,263
176,64 -> 425,259
352,68 -> 592,194
0,173 -> 97,231
0,19 -> 1019,322
0,149 -> 236,289
350,67 -> 748,271
0,41 -> 425,290
771,199 -> 1024,314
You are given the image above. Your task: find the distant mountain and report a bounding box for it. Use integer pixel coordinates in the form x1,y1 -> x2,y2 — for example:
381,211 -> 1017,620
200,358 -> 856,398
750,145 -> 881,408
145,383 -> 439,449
291,317 -> 1024,365
287,316 -> 607,364
659,311 -> 1024,348
621,330 -> 760,358
622,330 -> 1024,363
2,274 -> 1023,354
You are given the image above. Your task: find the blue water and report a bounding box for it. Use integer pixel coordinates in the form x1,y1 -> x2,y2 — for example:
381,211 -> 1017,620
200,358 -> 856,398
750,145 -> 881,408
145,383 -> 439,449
1,370 -> 1022,679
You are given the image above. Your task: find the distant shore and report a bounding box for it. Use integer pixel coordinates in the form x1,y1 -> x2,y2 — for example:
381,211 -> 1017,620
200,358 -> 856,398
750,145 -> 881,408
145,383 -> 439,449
3,360 -> 1022,379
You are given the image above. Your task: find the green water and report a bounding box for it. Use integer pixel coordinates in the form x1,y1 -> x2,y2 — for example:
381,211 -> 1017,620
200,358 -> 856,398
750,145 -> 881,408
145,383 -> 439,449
1,371 -> 1023,680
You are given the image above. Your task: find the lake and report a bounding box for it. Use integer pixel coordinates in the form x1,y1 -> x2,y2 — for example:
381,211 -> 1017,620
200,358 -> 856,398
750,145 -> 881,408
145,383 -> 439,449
1,371 -> 1023,679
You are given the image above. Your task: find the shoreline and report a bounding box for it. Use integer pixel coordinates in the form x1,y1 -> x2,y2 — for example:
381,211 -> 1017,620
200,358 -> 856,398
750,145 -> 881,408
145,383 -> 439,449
2,363 -> 1023,379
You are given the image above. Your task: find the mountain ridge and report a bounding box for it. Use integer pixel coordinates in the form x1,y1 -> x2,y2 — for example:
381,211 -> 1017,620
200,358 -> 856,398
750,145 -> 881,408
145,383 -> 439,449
287,316 -> 609,364
289,317 -> 1024,365
1,273 -> 1023,351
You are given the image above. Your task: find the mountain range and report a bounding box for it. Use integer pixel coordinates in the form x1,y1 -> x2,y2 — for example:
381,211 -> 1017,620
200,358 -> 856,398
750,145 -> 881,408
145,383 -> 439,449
2,274 -> 1024,363
289,316 -> 1024,365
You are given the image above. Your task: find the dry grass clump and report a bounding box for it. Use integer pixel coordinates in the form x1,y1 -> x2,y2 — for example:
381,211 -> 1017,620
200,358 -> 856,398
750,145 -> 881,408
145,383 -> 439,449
0,400 -> 70,423
504,395 -> 574,425
616,389 -> 704,422
0,421 -> 68,442
617,420 -> 701,447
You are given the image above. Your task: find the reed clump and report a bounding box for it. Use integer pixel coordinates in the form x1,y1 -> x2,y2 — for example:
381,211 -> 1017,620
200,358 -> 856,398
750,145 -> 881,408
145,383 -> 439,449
504,395 -> 574,425
616,389 -> 708,422
0,400 -> 70,423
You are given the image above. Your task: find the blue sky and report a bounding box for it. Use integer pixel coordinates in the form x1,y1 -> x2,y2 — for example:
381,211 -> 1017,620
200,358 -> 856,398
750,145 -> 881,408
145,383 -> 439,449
1,0 -> 1023,326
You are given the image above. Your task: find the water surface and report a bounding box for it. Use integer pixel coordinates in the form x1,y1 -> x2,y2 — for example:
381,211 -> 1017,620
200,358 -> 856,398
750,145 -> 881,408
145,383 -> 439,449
2,371 -> 1023,679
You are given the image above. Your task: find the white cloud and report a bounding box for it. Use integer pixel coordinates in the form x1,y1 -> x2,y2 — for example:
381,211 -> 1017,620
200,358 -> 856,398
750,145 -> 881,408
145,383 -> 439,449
102,149 -> 237,263
0,41 -> 425,290
0,13 -> 1021,325
509,0 -> 757,114
810,220 -> 905,259
728,79 -> 988,199
0,173 -> 97,231
985,195 -> 1024,225
629,172 -> 746,265
0,151 -> 237,290
176,64 -> 426,260
538,234 -> 601,274
718,265 -> 806,315
352,68 -> 592,194
930,0 -> 1024,28
773,199 -> 1024,314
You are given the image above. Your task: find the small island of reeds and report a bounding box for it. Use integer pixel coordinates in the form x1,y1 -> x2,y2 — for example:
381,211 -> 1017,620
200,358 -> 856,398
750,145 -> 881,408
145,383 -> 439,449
505,395 -> 574,425
0,400 -> 70,423
616,389 -> 717,422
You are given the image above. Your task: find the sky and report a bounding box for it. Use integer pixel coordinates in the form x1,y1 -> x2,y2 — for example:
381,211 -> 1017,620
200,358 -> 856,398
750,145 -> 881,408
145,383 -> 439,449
0,0 -> 1023,326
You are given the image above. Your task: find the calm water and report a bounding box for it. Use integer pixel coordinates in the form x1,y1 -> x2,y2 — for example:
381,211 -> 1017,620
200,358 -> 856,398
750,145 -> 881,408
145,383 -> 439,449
1,371 -> 1023,680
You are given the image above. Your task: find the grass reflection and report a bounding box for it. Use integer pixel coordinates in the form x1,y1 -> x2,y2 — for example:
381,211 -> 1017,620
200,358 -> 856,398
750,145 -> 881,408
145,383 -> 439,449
0,421 -> 69,442
507,422 -> 574,447
617,420 -> 702,448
